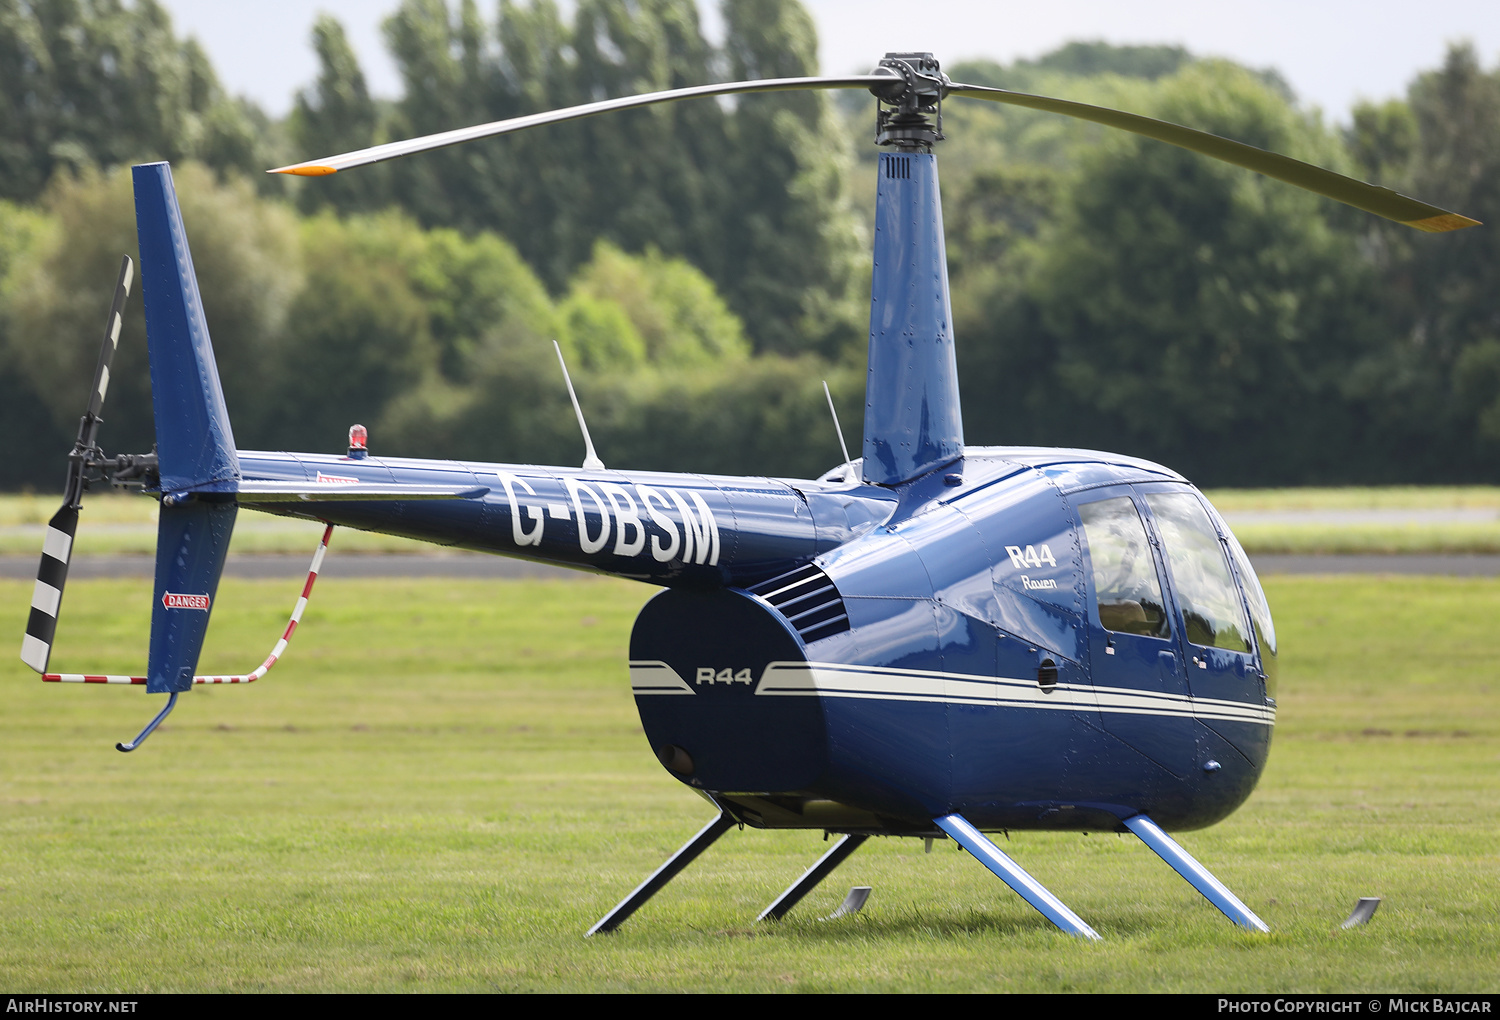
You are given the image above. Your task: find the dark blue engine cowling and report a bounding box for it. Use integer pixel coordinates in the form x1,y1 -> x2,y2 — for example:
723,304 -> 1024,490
630,587 -> 826,793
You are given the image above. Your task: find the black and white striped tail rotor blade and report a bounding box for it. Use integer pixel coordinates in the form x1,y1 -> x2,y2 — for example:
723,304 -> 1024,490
21,255 -> 136,675
21,505 -> 78,674
64,254 -> 134,509
82,255 -> 135,437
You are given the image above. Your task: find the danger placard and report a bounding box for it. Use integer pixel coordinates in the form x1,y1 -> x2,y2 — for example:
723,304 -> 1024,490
162,592 -> 211,610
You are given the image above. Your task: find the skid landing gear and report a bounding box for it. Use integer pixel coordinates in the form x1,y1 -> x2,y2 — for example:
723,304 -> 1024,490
586,816 -> 871,935
936,813 -> 1101,940
586,811 -> 1268,938
937,812 -> 1269,939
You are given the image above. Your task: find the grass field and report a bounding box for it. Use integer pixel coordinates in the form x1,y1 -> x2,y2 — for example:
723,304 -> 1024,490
4,488 -> 1500,556
1,568 -> 1496,992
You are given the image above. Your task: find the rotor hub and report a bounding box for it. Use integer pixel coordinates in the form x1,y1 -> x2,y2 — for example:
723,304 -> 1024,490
870,53 -> 948,151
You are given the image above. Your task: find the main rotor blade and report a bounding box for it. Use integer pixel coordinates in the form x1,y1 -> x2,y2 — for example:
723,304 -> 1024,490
947,83 -> 1478,232
269,75 -> 888,176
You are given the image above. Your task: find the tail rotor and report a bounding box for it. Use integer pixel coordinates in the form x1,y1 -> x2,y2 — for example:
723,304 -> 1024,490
20,255 -> 147,674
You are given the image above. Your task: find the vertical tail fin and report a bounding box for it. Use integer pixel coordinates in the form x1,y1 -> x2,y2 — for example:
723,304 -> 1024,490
132,162 -> 239,492
133,162 -> 240,692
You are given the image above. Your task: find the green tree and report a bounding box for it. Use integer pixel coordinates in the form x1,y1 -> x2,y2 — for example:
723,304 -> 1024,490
259,213 -> 434,452
287,13 -> 387,216
384,343 -> 862,479
291,0 -> 863,359
560,241 -> 748,368
0,0 -> 269,202
717,0 -> 863,359
954,62 -> 1388,485
0,198 -> 71,487
1347,44 -> 1500,472
6,163 -> 300,460
258,210 -> 560,453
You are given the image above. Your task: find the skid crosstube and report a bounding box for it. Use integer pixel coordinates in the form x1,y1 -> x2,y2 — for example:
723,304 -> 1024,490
1123,814 -> 1269,932
757,834 -> 868,922
936,813 -> 1101,940
586,813 -> 736,936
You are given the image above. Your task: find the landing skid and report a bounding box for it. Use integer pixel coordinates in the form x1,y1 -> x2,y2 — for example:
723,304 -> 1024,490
1123,814 -> 1269,932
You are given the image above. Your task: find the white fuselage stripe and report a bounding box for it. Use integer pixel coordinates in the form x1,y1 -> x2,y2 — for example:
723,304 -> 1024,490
627,659 -> 1275,726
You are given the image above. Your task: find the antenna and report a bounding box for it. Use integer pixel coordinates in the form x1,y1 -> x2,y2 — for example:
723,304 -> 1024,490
554,341 -> 604,471
823,380 -> 853,478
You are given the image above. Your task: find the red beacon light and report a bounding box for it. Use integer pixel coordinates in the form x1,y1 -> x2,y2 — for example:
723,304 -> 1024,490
347,424 -> 369,459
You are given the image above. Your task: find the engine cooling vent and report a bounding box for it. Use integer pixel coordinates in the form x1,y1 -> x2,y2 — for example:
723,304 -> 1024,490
748,563 -> 851,644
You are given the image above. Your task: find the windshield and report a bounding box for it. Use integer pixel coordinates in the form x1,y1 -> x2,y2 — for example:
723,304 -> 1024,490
1145,492 -> 1253,654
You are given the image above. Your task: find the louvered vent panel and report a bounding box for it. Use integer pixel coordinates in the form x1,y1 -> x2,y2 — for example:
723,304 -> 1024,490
748,563 -> 850,644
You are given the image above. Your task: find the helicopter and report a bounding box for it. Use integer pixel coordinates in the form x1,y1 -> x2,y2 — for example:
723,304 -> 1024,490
19,53 -> 1476,941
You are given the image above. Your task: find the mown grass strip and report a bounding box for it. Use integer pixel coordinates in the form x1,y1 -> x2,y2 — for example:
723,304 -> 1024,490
0,573 -> 1495,991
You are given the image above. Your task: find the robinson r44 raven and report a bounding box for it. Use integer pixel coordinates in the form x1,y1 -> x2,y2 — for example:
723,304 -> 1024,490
22,54 -> 1477,940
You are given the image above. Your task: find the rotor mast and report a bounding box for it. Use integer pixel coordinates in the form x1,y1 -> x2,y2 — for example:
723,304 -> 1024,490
860,54 -> 965,487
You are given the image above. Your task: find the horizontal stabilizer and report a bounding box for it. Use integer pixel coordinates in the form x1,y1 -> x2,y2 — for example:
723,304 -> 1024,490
234,482 -> 489,503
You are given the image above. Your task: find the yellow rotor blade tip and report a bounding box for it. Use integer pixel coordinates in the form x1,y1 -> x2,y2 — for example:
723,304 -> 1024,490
271,165 -> 338,177
1406,212 -> 1481,232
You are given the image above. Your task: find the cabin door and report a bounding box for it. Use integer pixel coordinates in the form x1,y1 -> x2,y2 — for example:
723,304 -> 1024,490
1077,493 -> 1197,779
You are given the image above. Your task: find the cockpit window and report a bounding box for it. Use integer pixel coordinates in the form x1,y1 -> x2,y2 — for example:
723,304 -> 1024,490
1145,492 -> 1253,653
1079,497 -> 1170,638
1216,510 -> 1278,696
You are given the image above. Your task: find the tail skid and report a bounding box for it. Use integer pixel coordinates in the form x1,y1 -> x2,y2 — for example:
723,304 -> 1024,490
38,525 -> 333,688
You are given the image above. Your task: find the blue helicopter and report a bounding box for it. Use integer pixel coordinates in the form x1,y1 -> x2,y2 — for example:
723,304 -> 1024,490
21,54 -> 1476,941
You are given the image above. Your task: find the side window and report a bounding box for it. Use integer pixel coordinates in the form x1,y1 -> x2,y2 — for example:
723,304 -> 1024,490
1217,511 -> 1279,697
1144,492 -> 1253,653
1079,497 -> 1170,638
